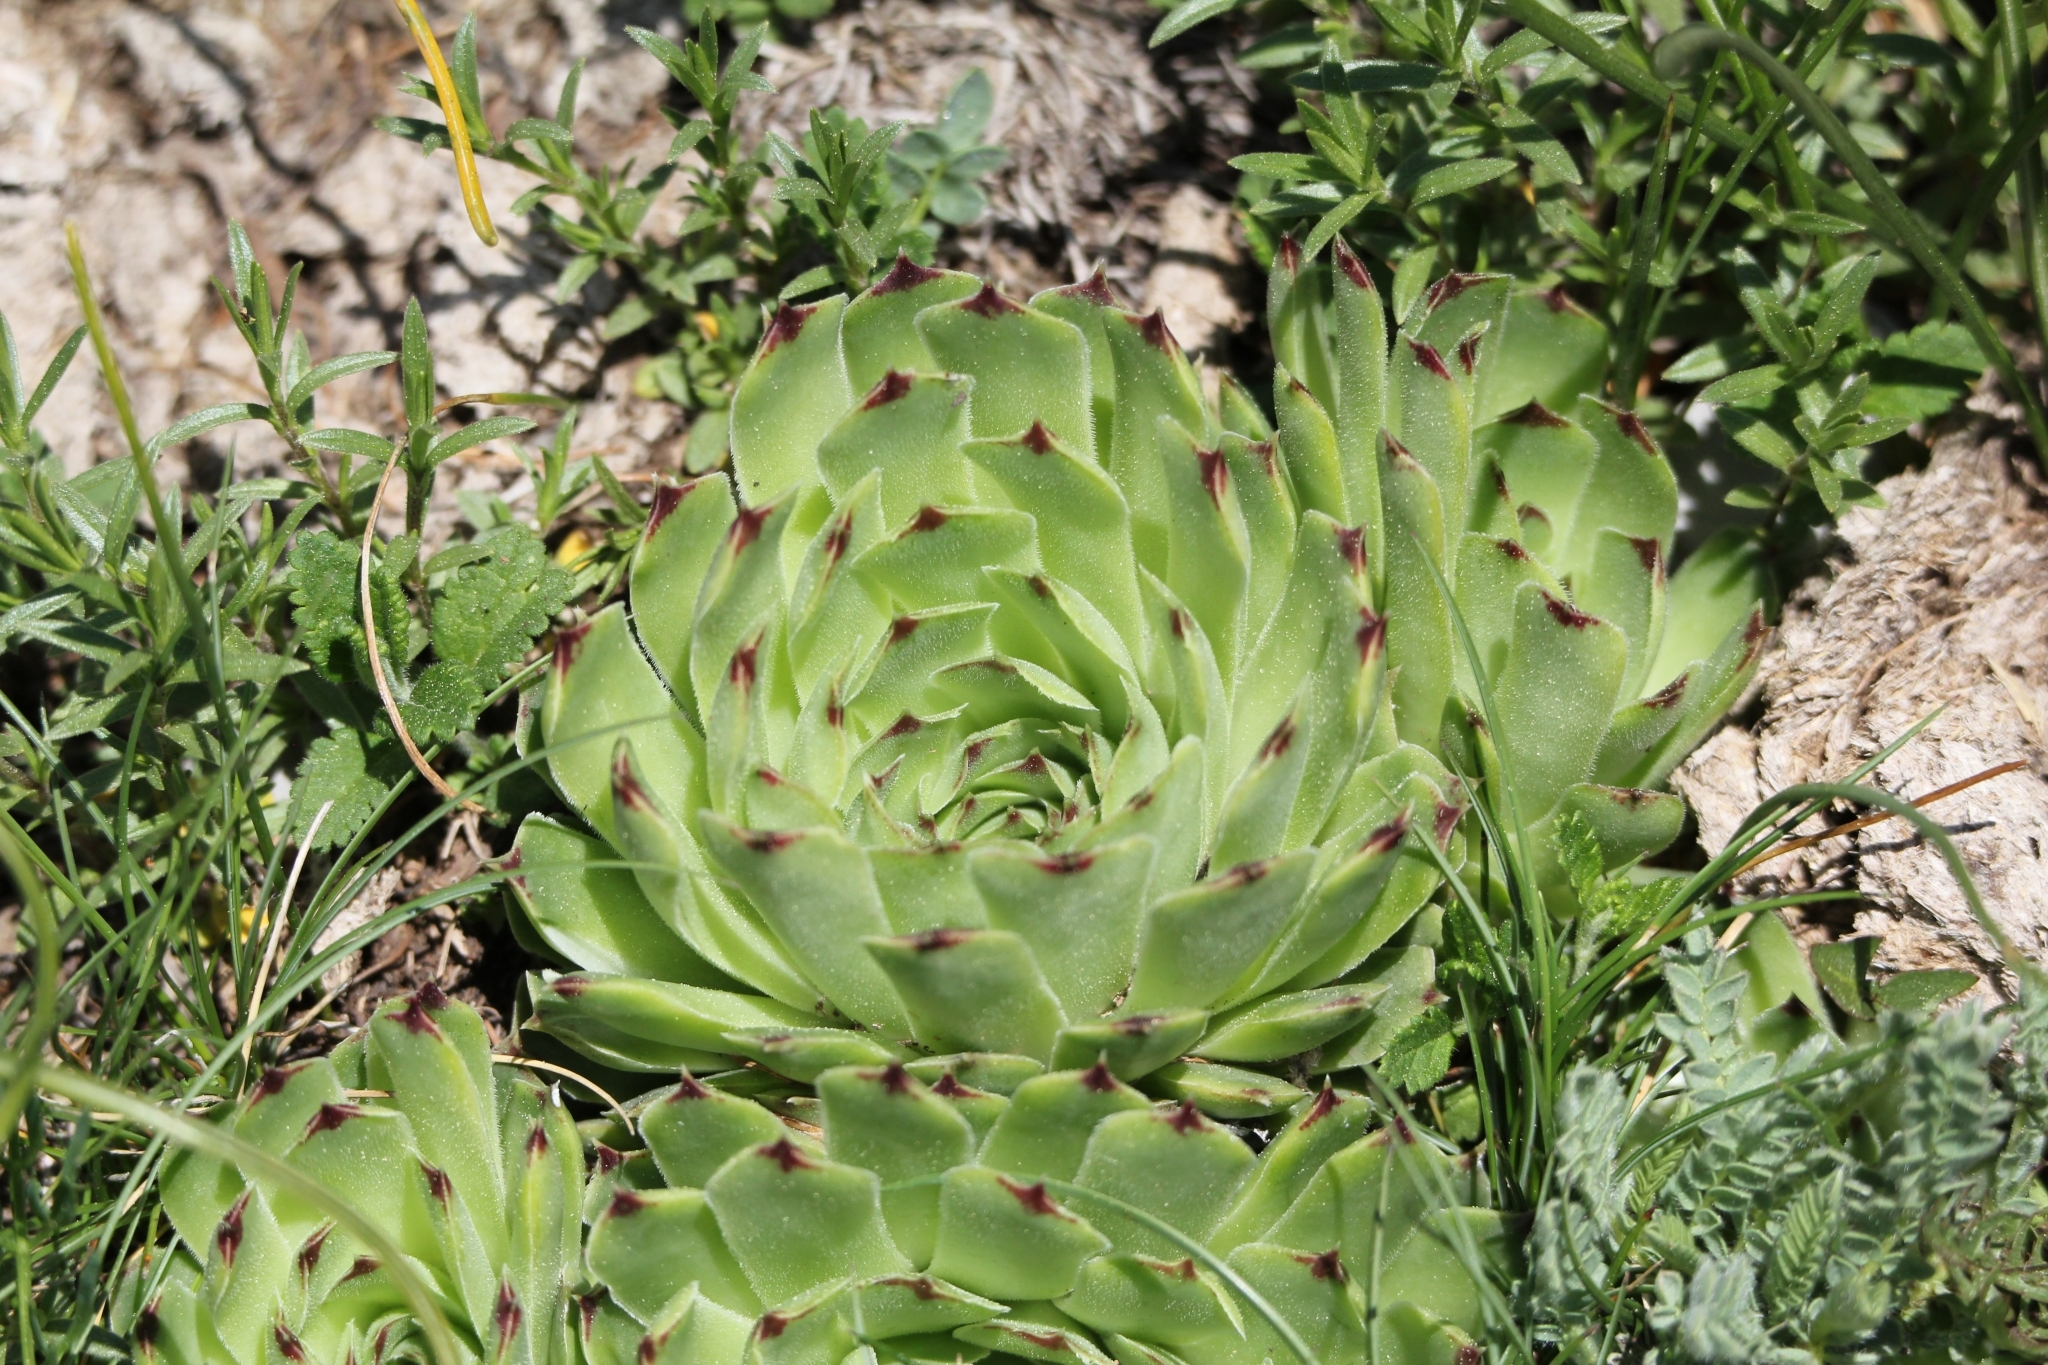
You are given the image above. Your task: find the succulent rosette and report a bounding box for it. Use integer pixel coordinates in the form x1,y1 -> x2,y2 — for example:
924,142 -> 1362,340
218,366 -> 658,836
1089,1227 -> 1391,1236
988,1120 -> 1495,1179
121,987 -> 583,1365
509,239 -> 1765,1093
577,1060 -> 1504,1365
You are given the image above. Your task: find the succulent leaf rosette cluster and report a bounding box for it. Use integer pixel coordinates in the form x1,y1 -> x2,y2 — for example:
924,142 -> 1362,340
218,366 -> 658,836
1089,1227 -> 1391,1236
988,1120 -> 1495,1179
511,240 -> 1765,1092
576,1055 -> 1504,1365
123,987 -> 583,1365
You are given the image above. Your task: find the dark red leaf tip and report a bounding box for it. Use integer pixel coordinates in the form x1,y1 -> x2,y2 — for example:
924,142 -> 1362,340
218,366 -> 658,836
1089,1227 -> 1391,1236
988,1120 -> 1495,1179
1278,235 -> 1302,274
1057,267 -> 1118,307
1611,406 -> 1656,453
884,713 -> 923,739
880,1063 -> 914,1095
613,748 -> 653,812
216,1193 -> 249,1268
730,503 -> 772,554
1456,333 -> 1482,376
755,1314 -> 790,1342
1040,850 -> 1094,874
275,1323 -> 308,1365
960,283 -> 1023,317
910,927 -> 973,952
1542,592 -> 1599,629
494,1282 -> 523,1356
1332,237 -> 1374,291
1434,800 -> 1464,846
1497,538 -> 1530,562
421,1161 -> 452,1206
1301,1082 -> 1341,1127
761,301 -> 817,354
296,1225 -> 330,1280
1166,1100 -> 1206,1134
304,1103 -> 362,1139
1336,525 -> 1367,576
890,614 -> 920,644
872,253 -> 946,294
1425,272 -> 1482,310
1406,337 -> 1452,380
907,505 -> 949,534
1742,608 -> 1771,666
1631,536 -> 1662,578
1502,399 -> 1568,429
1136,309 -> 1178,352
1080,1058 -> 1120,1092
1259,715 -> 1297,762
553,619 -> 591,676
863,369 -> 916,409
392,984 -> 444,1036
999,1174 -> 1069,1218
739,827 -> 800,854
525,1122 -> 549,1162
1299,1248 -> 1347,1282
1197,446 -> 1229,506
759,1137 -> 813,1173
136,1302 -> 162,1357
1356,607 -> 1386,663
646,479 -> 689,536
1362,812 -> 1410,856
1645,673 -> 1688,709
252,1064 -> 302,1102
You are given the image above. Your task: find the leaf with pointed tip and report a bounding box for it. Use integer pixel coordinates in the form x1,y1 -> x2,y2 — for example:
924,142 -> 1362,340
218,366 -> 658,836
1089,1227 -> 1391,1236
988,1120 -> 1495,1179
1273,368 -> 1347,526
917,290 -> 1092,449
971,838 -> 1156,1020
524,972 -> 811,1072
700,817 -> 906,1033
1378,448 -> 1453,747
964,433 -> 1144,647
867,929 -> 1067,1060
1049,1010 -> 1211,1080
1557,399 -> 1677,586
1145,1062 -> 1308,1120
607,742 -> 815,1008
731,296 -> 851,504
1059,1252 -> 1242,1346
1104,309 -> 1209,569
842,261 -> 982,393
855,506 -> 1039,612
820,372 -> 975,529
1073,1106 -> 1255,1256
505,815 -> 723,984
927,1167 -> 1112,1302
1477,403 -> 1597,559
631,476 -> 737,720
1127,851 -> 1315,1012
1148,429 -> 1249,662
1488,581 -> 1628,826
1032,276 -> 1130,464
704,1141 -> 910,1305
1196,984 -> 1382,1062
588,1187 -> 761,1320
820,1064 -> 976,1264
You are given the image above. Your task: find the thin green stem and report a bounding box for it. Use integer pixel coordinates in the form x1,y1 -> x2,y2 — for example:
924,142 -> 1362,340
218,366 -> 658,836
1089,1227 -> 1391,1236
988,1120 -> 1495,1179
1995,0 -> 2048,381
1653,27 -> 2048,462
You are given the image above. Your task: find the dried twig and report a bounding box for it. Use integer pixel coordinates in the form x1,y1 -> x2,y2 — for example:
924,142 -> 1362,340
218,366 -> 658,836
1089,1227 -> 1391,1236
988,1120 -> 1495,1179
1715,759 -> 2027,948
360,439 -> 483,812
